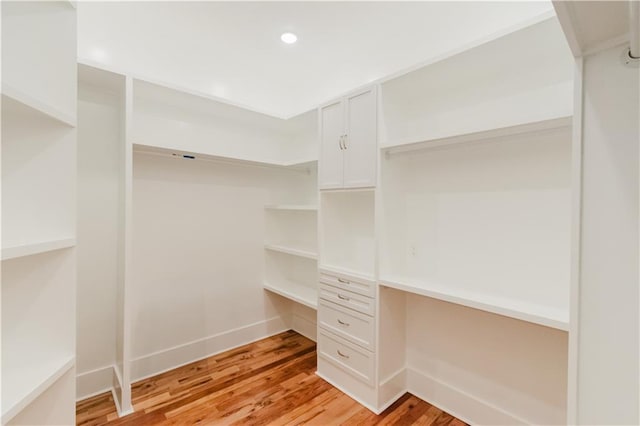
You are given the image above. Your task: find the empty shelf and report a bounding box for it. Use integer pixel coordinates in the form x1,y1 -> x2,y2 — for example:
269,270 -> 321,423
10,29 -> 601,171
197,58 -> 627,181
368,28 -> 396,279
264,280 -> 317,309
264,243 -> 318,260
2,355 -> 75,424
2,238 -> 76,261
379,274 -> 569,331
2,84 -> 76,127
383,116 -> 572,156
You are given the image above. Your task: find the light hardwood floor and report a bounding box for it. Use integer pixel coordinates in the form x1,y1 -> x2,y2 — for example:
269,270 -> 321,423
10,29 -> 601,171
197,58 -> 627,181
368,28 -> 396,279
76,331 -> 467,425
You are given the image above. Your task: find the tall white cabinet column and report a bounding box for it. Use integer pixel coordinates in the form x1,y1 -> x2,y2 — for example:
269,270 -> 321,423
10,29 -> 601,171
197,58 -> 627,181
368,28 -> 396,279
1,1 -> 78,424
317,86 -> 379,410
76,63 -> 133,416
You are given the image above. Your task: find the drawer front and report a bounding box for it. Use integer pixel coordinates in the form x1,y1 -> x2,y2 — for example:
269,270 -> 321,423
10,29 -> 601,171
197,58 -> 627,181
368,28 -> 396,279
318,330 -> 374,386
319,270 -> 375,298
318,283 -> 375,317
318,300 -> 375,351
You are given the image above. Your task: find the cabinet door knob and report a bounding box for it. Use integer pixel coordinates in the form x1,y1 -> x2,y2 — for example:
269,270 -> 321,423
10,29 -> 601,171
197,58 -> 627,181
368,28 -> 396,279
339,135 -> 344,150
343,134 -> 348,149
337,294 -> 350,301
337,319 -> 350,327
337,278 -> 350,284
337,350 -> 350,359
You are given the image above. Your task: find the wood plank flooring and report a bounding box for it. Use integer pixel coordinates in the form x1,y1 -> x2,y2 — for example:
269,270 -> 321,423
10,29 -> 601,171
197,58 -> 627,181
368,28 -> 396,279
77,331 -> 467,426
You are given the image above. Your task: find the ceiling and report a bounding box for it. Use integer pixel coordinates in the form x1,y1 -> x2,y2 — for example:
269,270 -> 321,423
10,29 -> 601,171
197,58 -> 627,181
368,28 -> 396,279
77,1 -> 555,119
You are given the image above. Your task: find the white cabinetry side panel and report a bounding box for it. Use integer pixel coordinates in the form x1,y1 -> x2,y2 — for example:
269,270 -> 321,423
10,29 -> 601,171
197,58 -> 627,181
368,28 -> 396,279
577,46 -> 639,425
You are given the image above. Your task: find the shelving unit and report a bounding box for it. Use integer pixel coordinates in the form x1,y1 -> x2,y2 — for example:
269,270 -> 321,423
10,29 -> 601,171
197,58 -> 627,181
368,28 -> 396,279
264,203 -> 319,310
1,1 -> 78,424
379,125 -> 572,317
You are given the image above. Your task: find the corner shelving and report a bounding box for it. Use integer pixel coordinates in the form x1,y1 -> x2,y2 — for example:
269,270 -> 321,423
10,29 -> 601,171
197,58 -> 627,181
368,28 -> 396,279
264,201 -> 318,309
1,238 -> 76,261
2,1 -> 77,423
380,275 -> 569,330
1,355 -> 75,424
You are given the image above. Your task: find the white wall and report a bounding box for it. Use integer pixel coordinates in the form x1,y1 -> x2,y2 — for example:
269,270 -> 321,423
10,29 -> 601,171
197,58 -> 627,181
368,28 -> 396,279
130,153 -> 316,380
577,45 -> 639,424
406,296 -> 568,425
76,82 -> 123,397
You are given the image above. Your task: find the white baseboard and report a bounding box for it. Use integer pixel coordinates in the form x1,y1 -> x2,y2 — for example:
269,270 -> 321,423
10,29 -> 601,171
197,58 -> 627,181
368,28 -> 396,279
406,367 -> 527,425
131,315 -> 290,382
76,364 -> 115,401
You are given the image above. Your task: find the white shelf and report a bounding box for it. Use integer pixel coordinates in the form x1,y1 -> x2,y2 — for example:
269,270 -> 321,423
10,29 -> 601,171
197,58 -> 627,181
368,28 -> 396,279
264,243 -> 318,260
379,274 -> 569,331
2,84 -> 76,127
265,205 -> 318,211
133,143 -> 314,172
2,355 -> 75,424
264,280 -> 317,309
383,115 -> 572,156
2,238 -> 76,261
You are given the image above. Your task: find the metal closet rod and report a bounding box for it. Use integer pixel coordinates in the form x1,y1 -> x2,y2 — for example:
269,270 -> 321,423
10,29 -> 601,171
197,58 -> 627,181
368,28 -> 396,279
631,0 -> 640,58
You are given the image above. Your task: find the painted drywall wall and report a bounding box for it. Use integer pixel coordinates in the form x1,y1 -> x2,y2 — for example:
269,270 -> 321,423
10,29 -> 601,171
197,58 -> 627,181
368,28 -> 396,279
130,153 -> 315,380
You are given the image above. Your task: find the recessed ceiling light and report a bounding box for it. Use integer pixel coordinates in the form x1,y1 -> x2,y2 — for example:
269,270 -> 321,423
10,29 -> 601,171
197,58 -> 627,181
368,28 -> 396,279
280,32 -> 298,44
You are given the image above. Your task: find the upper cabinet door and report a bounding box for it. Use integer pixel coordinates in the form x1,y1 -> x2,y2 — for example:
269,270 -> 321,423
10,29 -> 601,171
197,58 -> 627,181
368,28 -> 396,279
319,100 -> 345,190
343,87 -> 377,189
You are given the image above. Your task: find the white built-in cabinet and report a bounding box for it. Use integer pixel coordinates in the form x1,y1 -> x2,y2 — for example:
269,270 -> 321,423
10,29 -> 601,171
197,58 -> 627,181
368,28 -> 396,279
1,2 -> 77,424
319,87 -> 377,189
316,15 -> 576,425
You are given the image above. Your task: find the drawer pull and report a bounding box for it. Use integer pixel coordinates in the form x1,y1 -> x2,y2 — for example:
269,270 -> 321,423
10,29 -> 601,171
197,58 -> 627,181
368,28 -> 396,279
337,278 -> 350,284
337,294 -> 350,301
337,350 -> 350,359
337,319 -> 350,327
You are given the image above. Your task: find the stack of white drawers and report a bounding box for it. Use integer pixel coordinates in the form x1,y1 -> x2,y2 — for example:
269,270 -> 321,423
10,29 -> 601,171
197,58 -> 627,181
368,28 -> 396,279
317,268 -> 377,405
